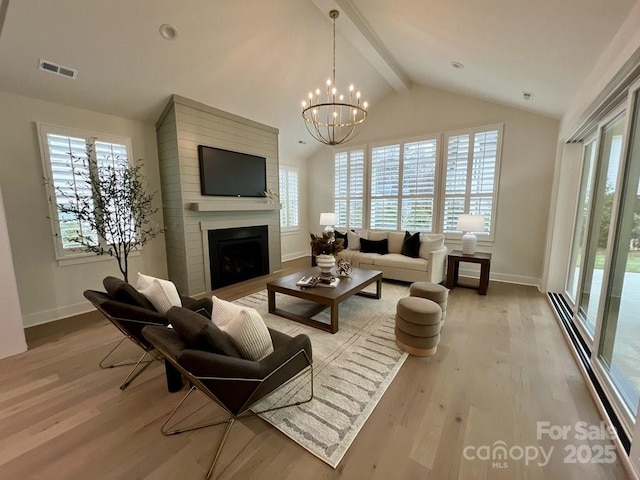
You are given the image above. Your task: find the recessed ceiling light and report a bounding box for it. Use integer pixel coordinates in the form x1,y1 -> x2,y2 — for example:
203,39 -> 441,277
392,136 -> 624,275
159,24 -> 178,40
450,61 -> 464,69
298,140 -> 307,145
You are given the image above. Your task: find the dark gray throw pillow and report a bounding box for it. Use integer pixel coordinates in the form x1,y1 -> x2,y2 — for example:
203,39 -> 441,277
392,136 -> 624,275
401,231 -> 421,258
360,238 -> 389,255
334,230 -> 348,249
167,306 -> 240,357
103,276 -> 157,311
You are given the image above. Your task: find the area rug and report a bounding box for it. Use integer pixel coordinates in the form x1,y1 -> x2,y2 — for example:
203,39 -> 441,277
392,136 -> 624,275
234,281 -> 409,468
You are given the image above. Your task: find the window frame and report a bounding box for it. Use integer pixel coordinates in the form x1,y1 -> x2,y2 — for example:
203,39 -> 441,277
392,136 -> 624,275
38,122 -> 134,262
441,124 -> 503,242
334,145 -> 366,230
368,134 -> 441,232
278,166 -> 299,232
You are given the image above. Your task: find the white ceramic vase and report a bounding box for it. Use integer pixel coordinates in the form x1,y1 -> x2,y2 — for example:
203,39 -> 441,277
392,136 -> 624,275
316,254 -> 336,279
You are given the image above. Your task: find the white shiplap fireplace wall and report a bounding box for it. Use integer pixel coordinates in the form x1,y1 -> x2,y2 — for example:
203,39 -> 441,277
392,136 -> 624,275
156,95 -> 281,296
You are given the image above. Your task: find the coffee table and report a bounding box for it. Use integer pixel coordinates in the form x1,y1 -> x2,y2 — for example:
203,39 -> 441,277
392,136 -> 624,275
267,267 -> 383,334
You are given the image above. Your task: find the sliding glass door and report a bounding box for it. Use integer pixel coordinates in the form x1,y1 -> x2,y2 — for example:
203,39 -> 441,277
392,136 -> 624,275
564,82 -> 640,432
596,90 -> 640,419
576,112 -> 625,340
566,139 -> 597,305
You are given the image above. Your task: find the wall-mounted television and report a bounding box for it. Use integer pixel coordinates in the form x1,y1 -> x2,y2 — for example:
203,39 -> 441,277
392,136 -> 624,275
198,145 -> 267,197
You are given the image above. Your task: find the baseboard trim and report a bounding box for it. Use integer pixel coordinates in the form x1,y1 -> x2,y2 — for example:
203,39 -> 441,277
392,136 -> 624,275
457,268 -> 540,288
281,250 -> 309,262
22,301 -> 94,328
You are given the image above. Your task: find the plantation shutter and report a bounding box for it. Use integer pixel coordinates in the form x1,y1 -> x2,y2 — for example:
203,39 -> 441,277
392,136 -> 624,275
370,144 -> 400,230
401,138 -> 437,231
46,133 -> 96,249
443,126 -> 501,235
279,168 -> 299,229
334,148 -> 364,229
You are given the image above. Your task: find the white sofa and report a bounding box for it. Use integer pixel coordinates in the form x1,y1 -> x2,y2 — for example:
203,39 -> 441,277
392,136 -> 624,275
336,230 -> 447,284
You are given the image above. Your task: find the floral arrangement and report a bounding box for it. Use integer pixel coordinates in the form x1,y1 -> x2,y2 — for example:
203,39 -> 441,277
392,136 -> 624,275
310,230 -> 344,256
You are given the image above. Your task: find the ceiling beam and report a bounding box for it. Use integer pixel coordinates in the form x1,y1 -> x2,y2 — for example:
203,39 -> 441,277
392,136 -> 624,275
311,0 -> 411,92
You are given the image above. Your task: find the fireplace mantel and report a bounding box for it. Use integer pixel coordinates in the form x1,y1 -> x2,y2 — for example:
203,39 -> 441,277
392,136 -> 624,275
189,201 -> 280,212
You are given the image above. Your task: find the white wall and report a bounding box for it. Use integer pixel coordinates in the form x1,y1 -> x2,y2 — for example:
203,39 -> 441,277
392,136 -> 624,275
0,185 -> 27,359
0,90 -> 167,327
307,84 -> 560,286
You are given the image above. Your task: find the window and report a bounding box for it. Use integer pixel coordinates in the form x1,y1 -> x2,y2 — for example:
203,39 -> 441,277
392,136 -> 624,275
370,136 -> 438,231
279,167 -> 299,230
334,147 -> 365,229
332,124 -> 502,237
442,125 -> 502,238
38,123 -> 132,259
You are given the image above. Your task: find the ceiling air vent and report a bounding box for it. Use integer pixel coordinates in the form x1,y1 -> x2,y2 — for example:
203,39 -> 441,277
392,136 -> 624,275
38,59 -> 77,79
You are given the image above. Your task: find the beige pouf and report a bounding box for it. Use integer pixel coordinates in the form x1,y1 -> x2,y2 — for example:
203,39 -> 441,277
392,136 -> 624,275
395,296 -> 442,357
409,282 -> 449,321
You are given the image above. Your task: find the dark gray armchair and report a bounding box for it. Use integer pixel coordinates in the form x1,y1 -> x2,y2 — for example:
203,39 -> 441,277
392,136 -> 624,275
142,306 -> 313,480
84,276 -> 212,390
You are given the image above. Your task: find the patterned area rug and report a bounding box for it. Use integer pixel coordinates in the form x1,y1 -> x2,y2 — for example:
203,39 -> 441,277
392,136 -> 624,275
234,281 -> 409,468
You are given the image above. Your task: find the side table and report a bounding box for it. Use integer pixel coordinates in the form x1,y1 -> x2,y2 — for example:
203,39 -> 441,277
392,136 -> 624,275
446,250 -> 492,295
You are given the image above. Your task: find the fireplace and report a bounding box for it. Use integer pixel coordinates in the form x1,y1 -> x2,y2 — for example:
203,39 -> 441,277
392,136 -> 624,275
208,225 -> 269,289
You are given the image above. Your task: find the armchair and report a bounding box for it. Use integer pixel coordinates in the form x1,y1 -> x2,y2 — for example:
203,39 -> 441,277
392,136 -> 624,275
84,276 -> 212,390
142,306 -> 313,480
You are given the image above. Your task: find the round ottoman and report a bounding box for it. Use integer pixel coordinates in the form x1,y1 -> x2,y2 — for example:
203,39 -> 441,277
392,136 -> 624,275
395,296 -> 443,357
409,282 -> 449,321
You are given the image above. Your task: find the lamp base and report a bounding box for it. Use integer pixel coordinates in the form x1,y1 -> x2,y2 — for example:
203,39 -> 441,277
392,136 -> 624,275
461,233 -> 477,255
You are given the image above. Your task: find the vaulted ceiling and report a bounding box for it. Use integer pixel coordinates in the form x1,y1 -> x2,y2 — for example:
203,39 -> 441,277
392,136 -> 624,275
0,0 -> 635,160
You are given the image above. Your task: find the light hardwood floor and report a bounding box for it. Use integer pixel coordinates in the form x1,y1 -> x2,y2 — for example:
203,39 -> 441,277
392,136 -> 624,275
0,258 -> 630,479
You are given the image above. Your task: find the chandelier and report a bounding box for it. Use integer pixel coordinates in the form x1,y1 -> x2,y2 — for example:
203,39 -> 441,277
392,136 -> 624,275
301,10 -> 368,146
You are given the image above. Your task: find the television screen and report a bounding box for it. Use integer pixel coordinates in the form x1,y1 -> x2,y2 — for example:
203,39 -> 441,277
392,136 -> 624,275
198,145 -> 267,197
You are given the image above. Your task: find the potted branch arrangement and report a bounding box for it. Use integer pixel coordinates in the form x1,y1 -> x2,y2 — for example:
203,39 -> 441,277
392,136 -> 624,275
310,230 -> 344,279
54,146 -> 164,282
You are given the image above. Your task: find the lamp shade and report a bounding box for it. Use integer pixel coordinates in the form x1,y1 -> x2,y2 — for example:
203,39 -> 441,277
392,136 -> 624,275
457,214 -> 485,233
319,212 -> 336,226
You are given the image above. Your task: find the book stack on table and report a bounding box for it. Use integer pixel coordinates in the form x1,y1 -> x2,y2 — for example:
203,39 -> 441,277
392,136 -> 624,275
296,275 -> 340,288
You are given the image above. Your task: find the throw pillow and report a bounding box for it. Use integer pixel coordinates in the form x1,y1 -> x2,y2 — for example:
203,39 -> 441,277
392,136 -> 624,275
347,230 -> 362,250
419,233 -> 445,259
211,296 -> 274,361
334,230 -> 348,249
136,273 -> 182,314
167,306 -> 240,357
360,238 -> 389,255
401,231 -> 421,258
103,276 -> 157,311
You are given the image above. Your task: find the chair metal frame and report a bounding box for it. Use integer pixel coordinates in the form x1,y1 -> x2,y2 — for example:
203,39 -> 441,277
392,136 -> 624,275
154,339 -> 313,480
94,304 -> 163,390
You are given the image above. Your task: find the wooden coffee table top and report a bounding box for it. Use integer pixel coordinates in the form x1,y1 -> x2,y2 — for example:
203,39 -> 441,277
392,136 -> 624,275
266,267 -> 383,333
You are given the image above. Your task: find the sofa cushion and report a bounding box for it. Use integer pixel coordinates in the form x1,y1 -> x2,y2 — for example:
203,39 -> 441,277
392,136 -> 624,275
419,233 -> 445,259
374,253 -> 428,272
367,231 -> 388,242
136,273 -> 182,314
387,232 -> 405,254
103,276 -> 157,311
360,238 -> 389,255
334,230 -> 348,249
401,231 -> 421,258
167,306 -> 240,357
355,252 -> 377,265
211,296 -> 274,361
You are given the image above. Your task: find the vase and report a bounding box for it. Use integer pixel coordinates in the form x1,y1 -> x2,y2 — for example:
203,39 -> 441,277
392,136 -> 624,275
316,254 -> 336,279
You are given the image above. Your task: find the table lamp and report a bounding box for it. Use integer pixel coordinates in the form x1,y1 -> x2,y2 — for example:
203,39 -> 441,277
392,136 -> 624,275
457,214 -> 485,255
319,212 -> 336,234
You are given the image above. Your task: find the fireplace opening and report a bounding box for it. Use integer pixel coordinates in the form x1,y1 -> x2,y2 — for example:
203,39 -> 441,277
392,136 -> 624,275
208,226 -> 269,289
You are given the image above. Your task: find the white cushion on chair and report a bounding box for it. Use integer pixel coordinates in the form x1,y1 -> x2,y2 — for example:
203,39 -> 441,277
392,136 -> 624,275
211,296 -> 274,361
136,273 -> 182,314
